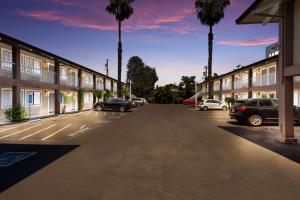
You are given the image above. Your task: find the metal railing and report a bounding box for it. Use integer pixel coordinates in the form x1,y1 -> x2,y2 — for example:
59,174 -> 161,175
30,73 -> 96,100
213,85 -> 220,91
82,80 -> 94,89
222,83 -> 232,90
253,73 -> 276,87
234,79 -> 248,89
21,65 -> 56,84
60,75 -> 79,87
0,61 -> 13,78
294,76 -> 300,82
96,84 -> 104,90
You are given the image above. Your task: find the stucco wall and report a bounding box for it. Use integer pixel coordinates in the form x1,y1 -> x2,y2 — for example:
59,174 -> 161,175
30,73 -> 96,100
294,0 -> 300,65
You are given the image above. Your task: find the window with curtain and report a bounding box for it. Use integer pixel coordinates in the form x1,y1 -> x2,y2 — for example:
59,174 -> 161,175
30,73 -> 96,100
2,89 -> 12,108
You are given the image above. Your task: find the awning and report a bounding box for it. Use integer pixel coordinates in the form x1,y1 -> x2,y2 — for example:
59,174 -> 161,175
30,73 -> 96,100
236,0 -> 282,25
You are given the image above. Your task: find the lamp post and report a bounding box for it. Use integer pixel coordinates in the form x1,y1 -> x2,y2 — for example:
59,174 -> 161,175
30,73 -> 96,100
195,79 -> 198,110
129,80 -> 132,101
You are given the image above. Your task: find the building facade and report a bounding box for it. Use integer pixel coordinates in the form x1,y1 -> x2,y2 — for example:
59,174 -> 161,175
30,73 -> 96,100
198,55 -> 300,107
0,33 -> 126,123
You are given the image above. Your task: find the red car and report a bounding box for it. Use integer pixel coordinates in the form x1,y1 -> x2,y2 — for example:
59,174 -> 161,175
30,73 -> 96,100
183,98 -> 196,105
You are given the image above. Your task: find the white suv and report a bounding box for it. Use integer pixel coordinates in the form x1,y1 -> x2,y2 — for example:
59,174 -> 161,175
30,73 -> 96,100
198,99 -> 228,111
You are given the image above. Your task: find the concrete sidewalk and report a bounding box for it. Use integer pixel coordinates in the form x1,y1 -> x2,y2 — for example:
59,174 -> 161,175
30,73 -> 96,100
1,104 -> 300,200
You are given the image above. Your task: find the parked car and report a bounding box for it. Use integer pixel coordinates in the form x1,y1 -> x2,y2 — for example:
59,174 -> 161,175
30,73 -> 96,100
198,99 -> 228,111
229,98 -> 300,126
183,98 -> 196,106
132,98 -> 144,106
94,98 -> 132,112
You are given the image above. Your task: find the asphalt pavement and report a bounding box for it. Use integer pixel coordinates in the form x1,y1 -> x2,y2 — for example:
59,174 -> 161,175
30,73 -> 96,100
1,104 -> 300,200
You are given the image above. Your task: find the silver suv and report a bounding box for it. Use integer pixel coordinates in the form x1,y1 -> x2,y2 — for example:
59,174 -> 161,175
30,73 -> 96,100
198,99 -> 228,111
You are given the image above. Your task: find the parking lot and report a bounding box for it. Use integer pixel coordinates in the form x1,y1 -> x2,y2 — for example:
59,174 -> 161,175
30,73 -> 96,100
0,110 -> 129,144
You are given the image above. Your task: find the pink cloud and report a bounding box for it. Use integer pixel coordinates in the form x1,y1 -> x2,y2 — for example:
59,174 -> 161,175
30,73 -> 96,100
217,36 -> 278,46
19,0 -> 197,34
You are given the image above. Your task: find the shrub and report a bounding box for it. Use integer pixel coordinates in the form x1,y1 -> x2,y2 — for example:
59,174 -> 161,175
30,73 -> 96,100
5,104 -> 27,122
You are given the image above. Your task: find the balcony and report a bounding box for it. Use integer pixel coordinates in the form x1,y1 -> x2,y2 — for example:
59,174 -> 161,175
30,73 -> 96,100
213,84 -> 220,91
234,79 -> 248,89
0,61 -> 13,78
253,73 -> 276,87
60,75 -> 79,87
82,80 -> 94,89
222,83 -> 232,90
113,85 -> 117,93
294,76 -> 300,83
96,84 -> 104,90
201,88 -> 208,93
21,65 -> 56,84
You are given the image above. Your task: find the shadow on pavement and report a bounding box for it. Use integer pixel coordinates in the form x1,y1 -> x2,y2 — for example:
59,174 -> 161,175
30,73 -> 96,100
0,144 -> 79,192
219,126 -> 300,164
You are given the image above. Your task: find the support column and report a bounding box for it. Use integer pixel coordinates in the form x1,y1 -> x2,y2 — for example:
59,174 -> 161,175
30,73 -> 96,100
231,75 -> 235,99
54,60 -> 60,114
12,45 -> 20,106
277,1 -> 297,144
93,75 -> 97,104
103,78 -> 106,90
111,80 -> 114,92
78,69 -> 83,111
219,78 -> 223,101
248,68 -> 253,99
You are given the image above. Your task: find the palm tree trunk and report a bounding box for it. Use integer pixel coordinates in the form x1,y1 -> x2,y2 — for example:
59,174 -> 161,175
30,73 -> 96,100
208,25 -> 213,99
117,20 -> 122,98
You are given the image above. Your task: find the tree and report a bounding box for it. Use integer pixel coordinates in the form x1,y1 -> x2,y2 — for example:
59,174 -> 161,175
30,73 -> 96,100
121,85 -> 129,98
94,90 -> 104,102
179,76 -> 196,99
195,0 -> 230,99
126,56 -> 158,98
104,89 -> 112,100
106,0 -> 135,98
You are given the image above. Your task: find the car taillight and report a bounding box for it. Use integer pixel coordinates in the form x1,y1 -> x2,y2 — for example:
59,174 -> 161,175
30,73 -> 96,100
237,106 -> 248,111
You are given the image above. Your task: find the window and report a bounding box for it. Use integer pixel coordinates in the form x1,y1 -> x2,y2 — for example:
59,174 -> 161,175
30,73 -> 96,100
26,91 -> 41,106
247,100 -> 258,107
259,100 -> 273,107
34,92 -> 41,105
1,49 -> 12,61
60,68 -> 67,80
84,93 -> 92,103
1,49 -> 12,69
23,56 -> 41,74
1,89 -> 12,108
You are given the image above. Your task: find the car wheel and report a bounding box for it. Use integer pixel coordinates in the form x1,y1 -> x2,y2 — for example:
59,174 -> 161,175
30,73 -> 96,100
96,105 -> 103,112
120,106 -> 126,113
248,115 -> 263,126
222,106 -> 228,111
203,106 -> 208,111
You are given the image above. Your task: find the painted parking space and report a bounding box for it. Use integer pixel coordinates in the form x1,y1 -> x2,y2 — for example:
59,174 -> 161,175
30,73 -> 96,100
0,110 -> 127,143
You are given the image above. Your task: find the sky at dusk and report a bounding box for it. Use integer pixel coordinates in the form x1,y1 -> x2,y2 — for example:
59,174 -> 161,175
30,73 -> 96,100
0,0 -> 278,85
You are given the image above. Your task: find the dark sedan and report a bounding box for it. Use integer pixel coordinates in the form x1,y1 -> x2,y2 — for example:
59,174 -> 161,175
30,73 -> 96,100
229,98 -> 300,126
94,98 -> 132,112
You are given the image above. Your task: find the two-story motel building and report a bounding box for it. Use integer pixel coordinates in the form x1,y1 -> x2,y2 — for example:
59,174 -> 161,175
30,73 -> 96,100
0,33 -> 120,123
198,54 -> 300,107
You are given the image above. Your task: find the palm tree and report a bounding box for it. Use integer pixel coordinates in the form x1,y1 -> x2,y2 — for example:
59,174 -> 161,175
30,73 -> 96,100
195,0 -> 230,99
106,0 -> 134,98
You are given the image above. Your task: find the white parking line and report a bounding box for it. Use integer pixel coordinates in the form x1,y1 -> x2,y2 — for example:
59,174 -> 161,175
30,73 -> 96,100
80,125 -> 86,130
0,124 -> 42,140
41,124 -> 71,141
19,124 -> 57,140
0,124 -> 23,133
